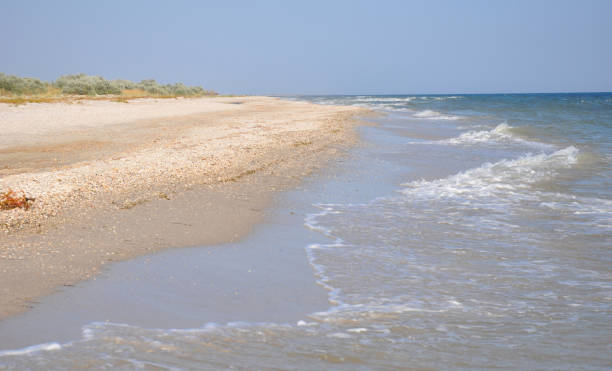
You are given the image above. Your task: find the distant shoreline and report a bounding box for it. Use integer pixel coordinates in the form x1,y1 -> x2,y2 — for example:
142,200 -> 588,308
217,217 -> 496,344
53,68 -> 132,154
0,96 -> 368,320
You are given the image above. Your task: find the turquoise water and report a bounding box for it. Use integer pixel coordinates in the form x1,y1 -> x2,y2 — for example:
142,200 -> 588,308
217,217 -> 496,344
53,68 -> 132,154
1,93 -> 611,369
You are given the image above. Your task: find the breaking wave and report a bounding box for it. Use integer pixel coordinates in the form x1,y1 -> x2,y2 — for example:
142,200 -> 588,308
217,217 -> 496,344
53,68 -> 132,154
402,146 -> 579,199
440,122 -> 554,148
413,109 -> 460,120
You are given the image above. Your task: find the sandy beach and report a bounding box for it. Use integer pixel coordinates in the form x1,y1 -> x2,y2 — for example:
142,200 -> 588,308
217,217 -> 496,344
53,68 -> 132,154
2,1 -> 608,367
0,96 -> 367,320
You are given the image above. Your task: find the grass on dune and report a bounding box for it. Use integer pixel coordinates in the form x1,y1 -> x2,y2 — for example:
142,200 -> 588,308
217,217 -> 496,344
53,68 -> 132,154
0,73 -> 217,105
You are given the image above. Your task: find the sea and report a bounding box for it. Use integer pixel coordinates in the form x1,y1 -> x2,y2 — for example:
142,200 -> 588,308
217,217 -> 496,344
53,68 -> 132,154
1,93 -> 611,370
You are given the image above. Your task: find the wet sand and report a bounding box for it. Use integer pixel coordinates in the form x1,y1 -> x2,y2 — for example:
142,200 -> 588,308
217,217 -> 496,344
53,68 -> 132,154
0,96 -> 367,321
0,186 -> 332,349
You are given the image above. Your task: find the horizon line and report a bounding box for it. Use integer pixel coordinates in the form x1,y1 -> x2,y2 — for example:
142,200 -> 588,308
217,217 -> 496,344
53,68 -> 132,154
269,91 -> 612,97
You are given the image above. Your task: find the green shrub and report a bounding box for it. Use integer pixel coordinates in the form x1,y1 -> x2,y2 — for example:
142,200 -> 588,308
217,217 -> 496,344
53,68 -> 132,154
54,74 -> 121,95
0,72 -> 215,97
0,73 -> 49,95
110,79 -> 138,91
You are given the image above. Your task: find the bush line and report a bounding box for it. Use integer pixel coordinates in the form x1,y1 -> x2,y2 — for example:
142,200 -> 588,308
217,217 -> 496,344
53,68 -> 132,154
0,73 -> 216,98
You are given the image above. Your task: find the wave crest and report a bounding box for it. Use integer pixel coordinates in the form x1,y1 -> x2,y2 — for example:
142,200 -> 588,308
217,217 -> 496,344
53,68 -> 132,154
401,146 -> 579,199
439,122 -> 553,149
413,110 -> 460,120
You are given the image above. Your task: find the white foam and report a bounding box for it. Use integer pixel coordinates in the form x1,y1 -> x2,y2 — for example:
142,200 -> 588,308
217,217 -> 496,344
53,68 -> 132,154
327,332 -> 352,339
304,205 -> 357,308
448,122 -> 511,143
433,96 -> 463,100
401,146 -> 579,199
440,123 -> 553,149
413,110 -> 460,120
352,97 -> 416,103
347,327 -> 368,333
0,342 -> 62,357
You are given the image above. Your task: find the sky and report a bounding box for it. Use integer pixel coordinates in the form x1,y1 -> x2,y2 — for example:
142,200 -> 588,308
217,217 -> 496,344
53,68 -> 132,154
1,0 -> 611,95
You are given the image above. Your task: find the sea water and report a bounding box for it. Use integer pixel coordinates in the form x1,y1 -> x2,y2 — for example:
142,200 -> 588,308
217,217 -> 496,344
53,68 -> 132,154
1,94 -> 610,369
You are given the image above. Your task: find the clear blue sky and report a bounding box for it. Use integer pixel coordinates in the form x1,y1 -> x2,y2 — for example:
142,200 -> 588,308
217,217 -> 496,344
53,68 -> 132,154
1,0 -> 611,95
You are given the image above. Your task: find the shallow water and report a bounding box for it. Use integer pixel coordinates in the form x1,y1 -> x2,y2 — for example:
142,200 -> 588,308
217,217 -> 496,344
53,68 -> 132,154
1,94 -> 611,369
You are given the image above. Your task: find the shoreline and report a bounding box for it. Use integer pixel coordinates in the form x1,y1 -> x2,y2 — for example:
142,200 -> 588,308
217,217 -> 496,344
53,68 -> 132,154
0,96 -> 368,320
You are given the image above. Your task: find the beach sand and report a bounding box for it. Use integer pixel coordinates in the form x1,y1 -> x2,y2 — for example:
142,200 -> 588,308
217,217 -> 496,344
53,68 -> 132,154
0,96 -> 367,321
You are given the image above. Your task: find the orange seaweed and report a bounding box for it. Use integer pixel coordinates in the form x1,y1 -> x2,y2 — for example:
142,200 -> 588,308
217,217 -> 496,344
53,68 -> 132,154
0,189 -> 33,210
